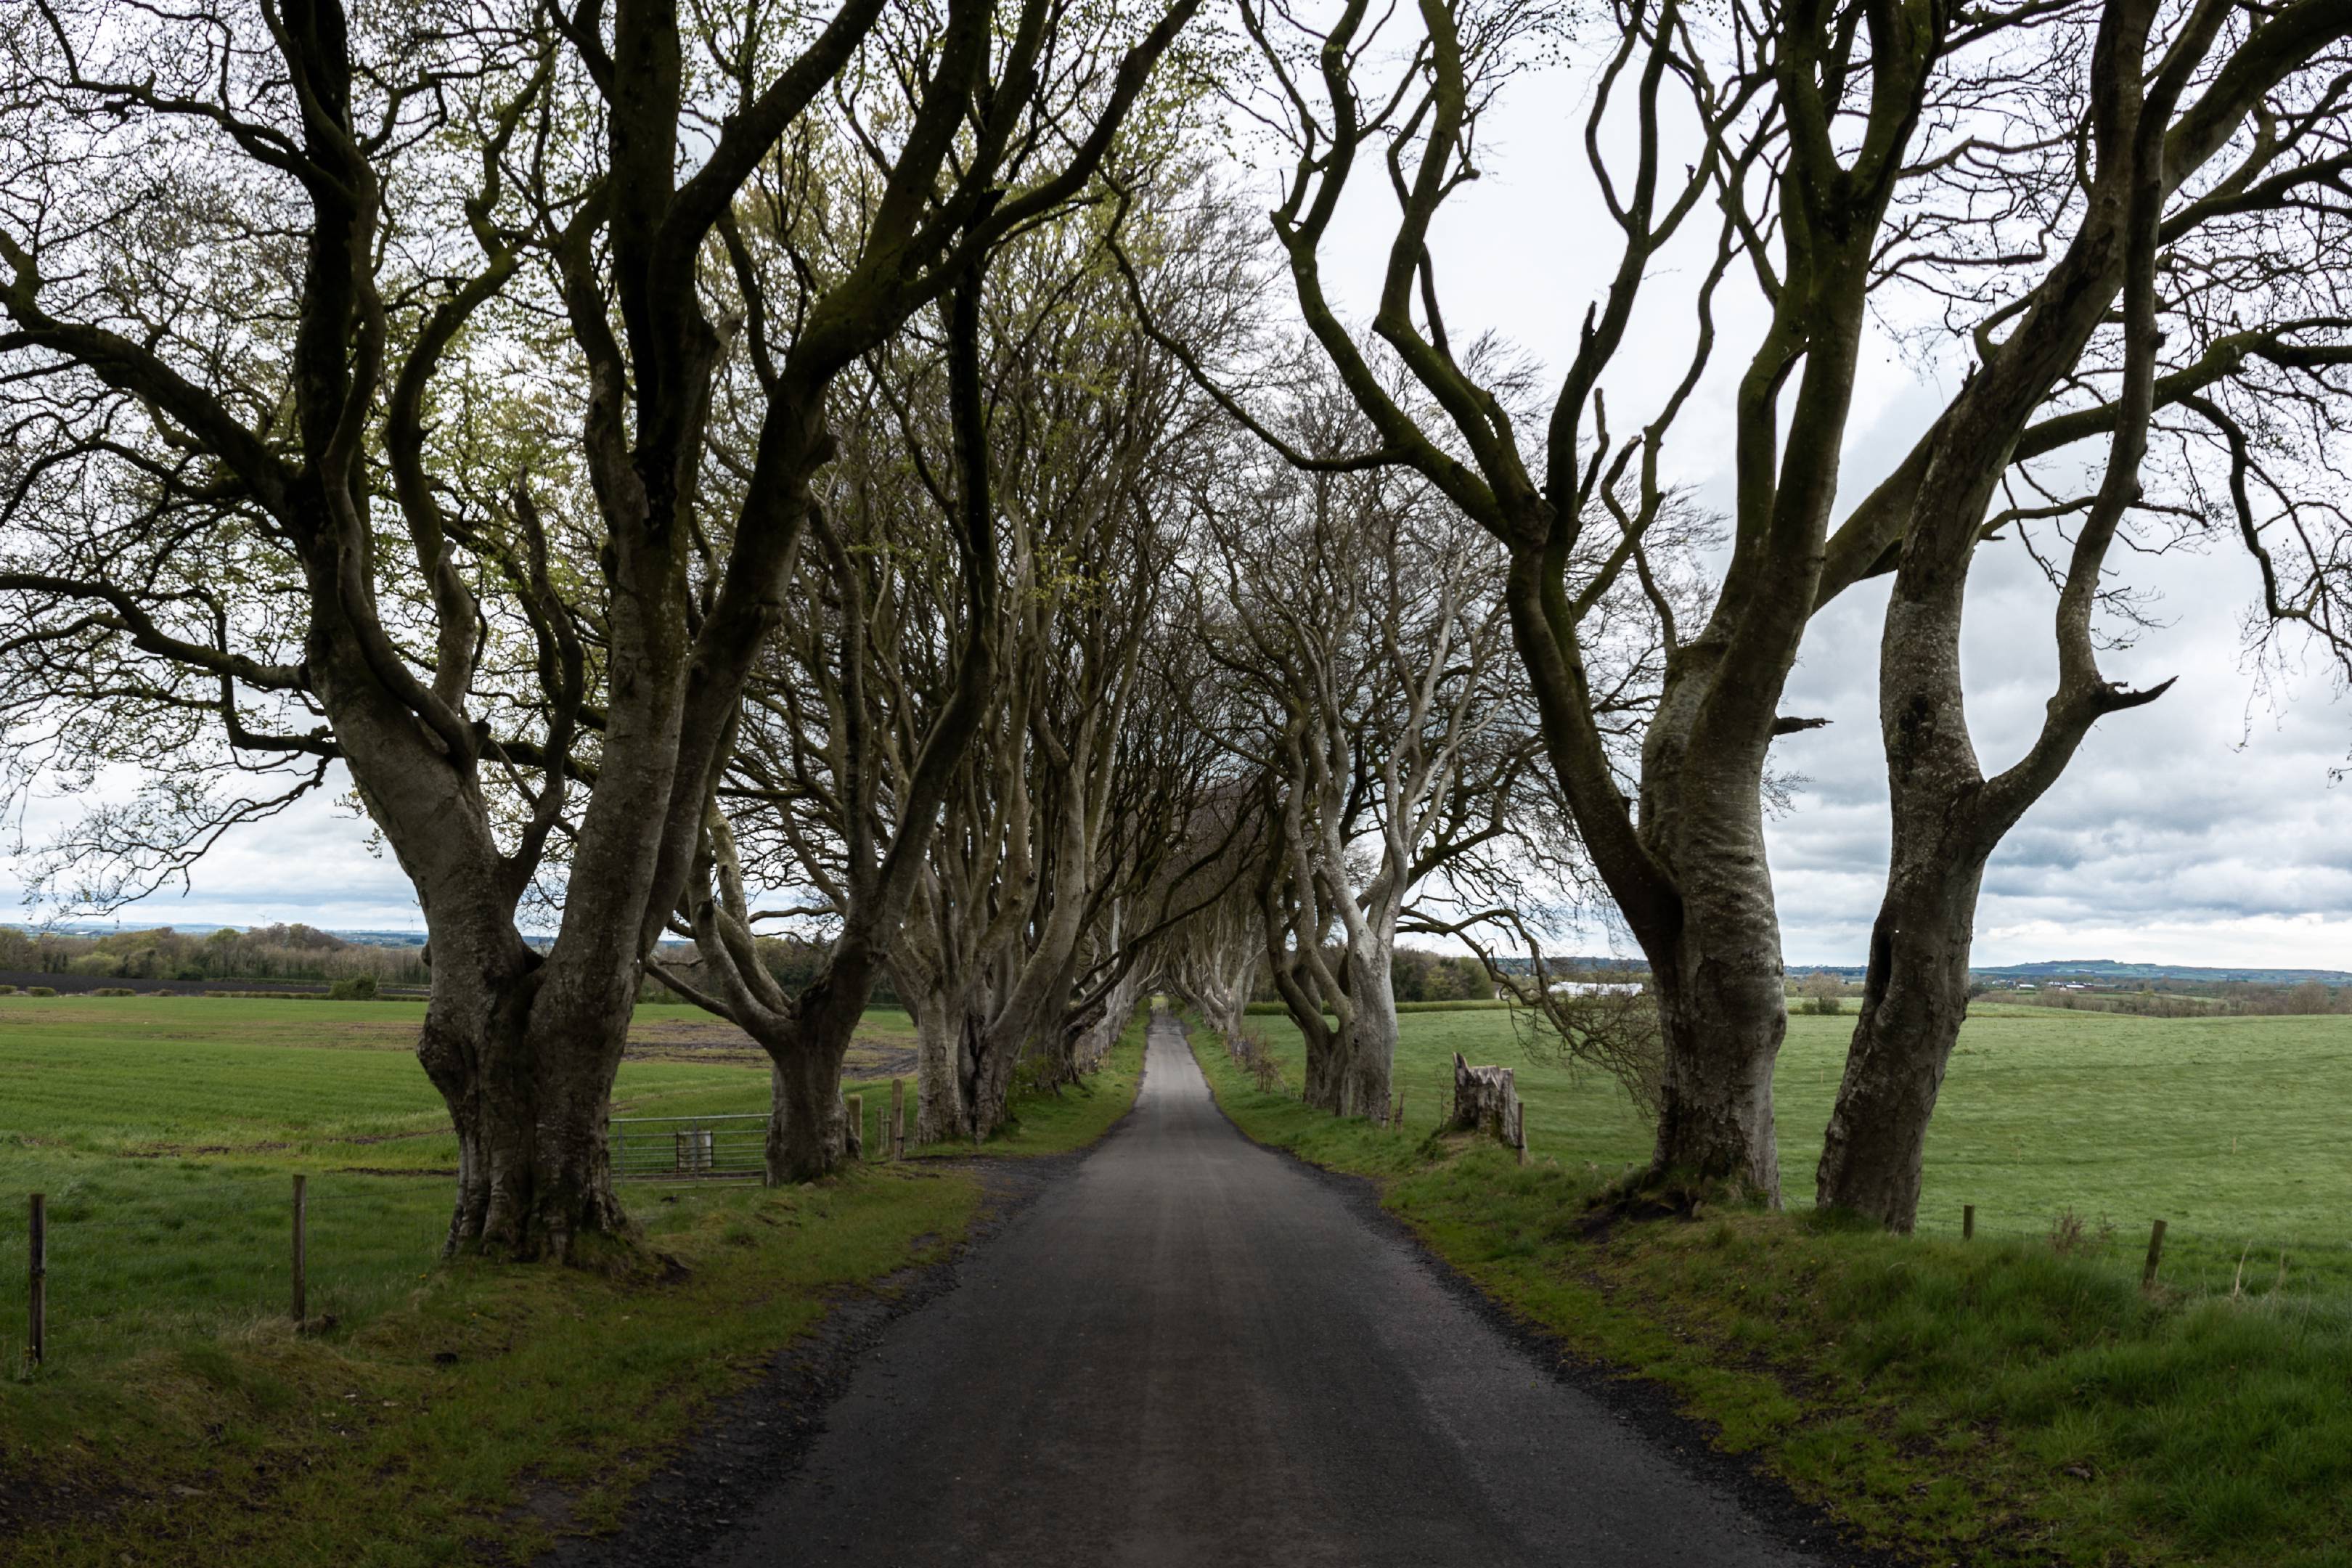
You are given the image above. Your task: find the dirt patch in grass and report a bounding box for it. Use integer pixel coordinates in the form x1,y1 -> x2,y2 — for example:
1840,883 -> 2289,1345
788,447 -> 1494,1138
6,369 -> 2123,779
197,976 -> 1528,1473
0,1459 -> 142,1540
619,1017 -> 916,1079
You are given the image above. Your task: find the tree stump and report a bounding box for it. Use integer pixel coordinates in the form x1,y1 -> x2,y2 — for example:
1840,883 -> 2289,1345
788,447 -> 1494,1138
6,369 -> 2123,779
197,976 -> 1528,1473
1450,1053 -> 1522,1148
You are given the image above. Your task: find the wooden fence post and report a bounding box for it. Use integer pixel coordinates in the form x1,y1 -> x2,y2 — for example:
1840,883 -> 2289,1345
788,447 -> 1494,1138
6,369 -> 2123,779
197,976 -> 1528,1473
291,1175 -> 308,1326
849,1095 -> 866,1161
27,1193 -> 44,1368
1515,1103 -> 1528,1166
889,1078 -> 906,1161
1395,1091 -> 1405,1132
2142,1219 -> 2168,1289
1963,1204 -> 1975,1241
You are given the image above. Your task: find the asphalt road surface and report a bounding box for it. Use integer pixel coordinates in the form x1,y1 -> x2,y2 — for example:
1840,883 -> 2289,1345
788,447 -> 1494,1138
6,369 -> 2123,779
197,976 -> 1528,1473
714,1013 -> 1831,1568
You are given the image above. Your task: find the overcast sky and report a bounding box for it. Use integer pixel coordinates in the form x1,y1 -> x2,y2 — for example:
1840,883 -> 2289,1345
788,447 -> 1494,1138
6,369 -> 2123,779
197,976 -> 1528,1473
8,41 -> 2351,968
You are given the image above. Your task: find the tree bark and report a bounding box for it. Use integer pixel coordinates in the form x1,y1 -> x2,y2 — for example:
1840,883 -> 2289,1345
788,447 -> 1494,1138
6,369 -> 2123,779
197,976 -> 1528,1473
1639,793 -> 1792,1198
414,948 -> 626,1259
1339,918 -> 1397,1119
1813,859 -> 1981,1229
1818,0 -> 2194,1228
767,1049 -> 859,1183
899,970 -> 972,1146
1449,1052 -> 1521,1146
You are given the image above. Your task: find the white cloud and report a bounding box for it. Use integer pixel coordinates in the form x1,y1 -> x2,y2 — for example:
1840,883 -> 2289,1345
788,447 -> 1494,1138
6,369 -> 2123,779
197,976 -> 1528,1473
14,61 -> 2352,973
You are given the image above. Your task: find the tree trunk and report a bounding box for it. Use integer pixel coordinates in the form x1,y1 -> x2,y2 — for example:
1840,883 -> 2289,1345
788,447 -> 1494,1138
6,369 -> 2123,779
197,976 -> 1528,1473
1813,498 -> 2001,1229
355,701 -> 645,1261
960,1005 -> 1021,1143
1814,861 -> 1982,1229
1299,1011 -> 1351,1114
1196,953 -> 1253,1045
1076,972 -> 1140,1070
1340,928 -> 1397,1119
902,979 -> 970,1147
767,1045 -> 859,1183
1503,551 -> 1798,1205
1643,926 -> 1787,1199
412,930 -> 634,1261
1449,1052 -> 1522,1146
1632,747 -> 1794,1201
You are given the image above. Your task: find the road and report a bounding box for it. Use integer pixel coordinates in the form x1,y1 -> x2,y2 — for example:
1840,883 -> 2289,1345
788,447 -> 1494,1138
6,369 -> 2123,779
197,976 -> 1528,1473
714,1012 -> 1834,1567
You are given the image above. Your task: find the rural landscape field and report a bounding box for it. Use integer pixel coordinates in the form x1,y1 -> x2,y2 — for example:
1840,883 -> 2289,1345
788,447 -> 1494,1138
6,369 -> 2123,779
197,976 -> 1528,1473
1193,1003 -> 2352,1566
13,991 -> 2352,1378
0,991 -> 1147,1563
13,0 -> 2352,1561
9,987 -> 2352,1564
1235,1001 -> 2352,1285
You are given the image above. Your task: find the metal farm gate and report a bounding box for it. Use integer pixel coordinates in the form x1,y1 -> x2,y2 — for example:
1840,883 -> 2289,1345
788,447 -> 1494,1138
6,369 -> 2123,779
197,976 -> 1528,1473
610,1114 -> 768,1181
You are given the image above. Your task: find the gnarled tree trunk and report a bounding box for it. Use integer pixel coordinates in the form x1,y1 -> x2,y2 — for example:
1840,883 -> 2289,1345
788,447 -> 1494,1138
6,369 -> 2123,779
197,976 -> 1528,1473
1339,918 -> 1398,1120
899,969 -> 973,1146
1818,15 -> 2185,1228
1813,858 -> 1981,1229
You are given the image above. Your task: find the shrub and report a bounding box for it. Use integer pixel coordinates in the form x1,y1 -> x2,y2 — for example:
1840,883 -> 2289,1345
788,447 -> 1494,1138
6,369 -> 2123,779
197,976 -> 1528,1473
27,986 -> 56,997
0,984 -> 15,995
328,974 -> 379,1000
1797,971 -> 1845,1015
91,987 -> 136,997
1230,1029 -> 1286,1093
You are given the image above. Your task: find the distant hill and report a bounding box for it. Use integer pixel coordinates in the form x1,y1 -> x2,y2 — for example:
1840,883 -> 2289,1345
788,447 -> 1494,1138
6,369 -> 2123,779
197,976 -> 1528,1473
22,920 -> 428,948
1968,959 -> 2352,985
1782,957 -> 2352,984
1559,954 -> 2352,985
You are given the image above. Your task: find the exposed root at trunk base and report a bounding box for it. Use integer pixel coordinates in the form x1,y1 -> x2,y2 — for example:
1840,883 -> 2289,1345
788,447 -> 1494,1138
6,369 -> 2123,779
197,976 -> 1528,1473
1577,1168 -> 1770,1243
444,1217 -> 673,1279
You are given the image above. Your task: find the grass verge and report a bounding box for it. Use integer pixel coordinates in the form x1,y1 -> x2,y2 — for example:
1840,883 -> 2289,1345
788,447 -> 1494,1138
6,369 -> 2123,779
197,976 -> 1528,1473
0,1009 -> 1147,1566
1185,1015 -> 2352,1568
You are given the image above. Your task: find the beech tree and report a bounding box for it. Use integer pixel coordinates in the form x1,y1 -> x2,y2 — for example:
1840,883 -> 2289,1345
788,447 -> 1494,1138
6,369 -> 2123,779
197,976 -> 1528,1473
1161,783 -> 1270,1047
0,0 -> 1197,1254
1219,0 -> 1932,1195
1222,0 -> 2352,1212
1813,0 -> 2352,1229
644,270 -> 999,1183
1193,385 -> 1541,1116
663,181 -> 1237,1150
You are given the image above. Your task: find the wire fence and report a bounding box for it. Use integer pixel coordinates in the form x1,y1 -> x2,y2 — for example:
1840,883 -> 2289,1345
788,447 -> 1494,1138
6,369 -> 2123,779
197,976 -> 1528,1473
0,1173 -> 454,1373
1,1085 -> 918,1375
1905,1200 -> 2352,1301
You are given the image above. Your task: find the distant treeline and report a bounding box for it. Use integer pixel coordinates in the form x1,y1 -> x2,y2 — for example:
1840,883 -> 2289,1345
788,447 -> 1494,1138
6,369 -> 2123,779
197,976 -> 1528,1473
1241,946 -> 1502,1005
2020,979 -> 2348,1018
644,934 -> 901,1008
0,925 -> 430,987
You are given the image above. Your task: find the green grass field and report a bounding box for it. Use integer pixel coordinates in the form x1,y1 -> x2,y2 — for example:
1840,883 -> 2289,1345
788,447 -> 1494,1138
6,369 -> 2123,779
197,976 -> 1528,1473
0,996 -> 940,1373
0,994 -> 1146,1566
1238,1001 -> 2352,1289
1197,1005 -> 2352,1567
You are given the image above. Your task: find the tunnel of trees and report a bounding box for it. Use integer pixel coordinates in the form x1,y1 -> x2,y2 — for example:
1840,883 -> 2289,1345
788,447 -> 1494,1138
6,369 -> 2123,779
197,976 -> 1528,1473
6,0 -> 2352,1253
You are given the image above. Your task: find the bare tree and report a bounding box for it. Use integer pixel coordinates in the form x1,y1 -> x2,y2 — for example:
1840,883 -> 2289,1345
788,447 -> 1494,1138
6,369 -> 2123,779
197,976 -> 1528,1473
1209,0 -> 1935,1196
647,266 -> 999,1182
1194,382 -> 1538,1116
1814,0 -> 2352,1229
1161,783 -> 1271,1047
0,0 -> 1198,1252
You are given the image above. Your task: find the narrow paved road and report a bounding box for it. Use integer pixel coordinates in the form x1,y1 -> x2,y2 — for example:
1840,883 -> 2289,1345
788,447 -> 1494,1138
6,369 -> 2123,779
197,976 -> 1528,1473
716,1013 -> 1830,1567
